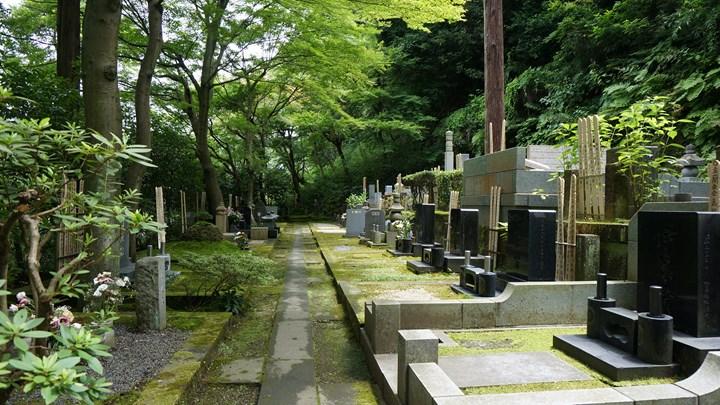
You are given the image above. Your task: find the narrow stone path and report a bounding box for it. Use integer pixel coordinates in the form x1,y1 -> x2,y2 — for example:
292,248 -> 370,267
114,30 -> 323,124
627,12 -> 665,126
258,225 -> 318,404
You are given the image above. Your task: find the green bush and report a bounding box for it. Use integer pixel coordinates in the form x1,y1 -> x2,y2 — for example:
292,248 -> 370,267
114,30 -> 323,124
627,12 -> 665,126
182,221 -> 223,242
176,253 -> 280,313
404,170 -> 463,210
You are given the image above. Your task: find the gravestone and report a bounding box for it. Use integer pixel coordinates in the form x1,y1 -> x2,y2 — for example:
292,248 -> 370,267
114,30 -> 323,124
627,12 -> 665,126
135,255 -> 167,330
415,204 -> 436,244
345,208 -> 365,237
449,208 -> 479,256
364,209 -> 386,237
502,209 -> 556,281
637,211 -> 720,337
119,231 -> 135,279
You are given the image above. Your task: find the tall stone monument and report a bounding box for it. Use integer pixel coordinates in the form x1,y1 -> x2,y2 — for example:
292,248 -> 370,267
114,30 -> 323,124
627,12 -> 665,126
444,131 -> 454,171
135,255 -> 167,330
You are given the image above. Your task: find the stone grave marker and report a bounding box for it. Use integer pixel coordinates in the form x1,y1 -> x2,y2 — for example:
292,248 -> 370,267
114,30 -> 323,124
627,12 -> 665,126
416,204 -> 436,245
637,211 -> 720,337
502,209 -> 556,281
449,208 -> 479,256
135,255 -> 167,330
364,209 -> 386,237
345,208 -> 365,237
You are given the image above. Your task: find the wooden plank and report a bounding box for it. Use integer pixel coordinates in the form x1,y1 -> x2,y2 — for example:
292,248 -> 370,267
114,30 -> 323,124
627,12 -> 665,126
591,115 -> 604,219
566,174 -> 577,281
709,160 -> 720,212
555,177 -> 565,281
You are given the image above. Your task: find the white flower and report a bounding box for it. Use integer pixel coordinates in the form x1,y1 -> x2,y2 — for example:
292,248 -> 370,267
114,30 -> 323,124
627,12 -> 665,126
8,304 -> 18,313
115,278 -> 126,288
93,283 -> 109,297
16,291 -> 26,301
71,322 -> 82,330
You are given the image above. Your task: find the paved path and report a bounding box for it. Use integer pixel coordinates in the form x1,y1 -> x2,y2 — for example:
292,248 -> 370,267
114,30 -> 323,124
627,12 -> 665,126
258,225 -> 318,404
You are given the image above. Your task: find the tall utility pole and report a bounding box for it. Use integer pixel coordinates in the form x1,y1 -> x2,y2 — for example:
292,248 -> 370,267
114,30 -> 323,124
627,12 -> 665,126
484,0 -> 504,154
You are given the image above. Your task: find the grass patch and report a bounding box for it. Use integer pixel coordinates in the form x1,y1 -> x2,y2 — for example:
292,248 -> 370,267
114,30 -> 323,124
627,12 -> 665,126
444,327 -> 682,395
166,240 -> 240,256
312,320 -> 372,384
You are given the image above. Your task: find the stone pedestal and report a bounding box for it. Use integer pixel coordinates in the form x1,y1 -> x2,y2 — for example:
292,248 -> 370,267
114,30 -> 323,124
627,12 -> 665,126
398,330 -> 438,405
135,256 -> 167,330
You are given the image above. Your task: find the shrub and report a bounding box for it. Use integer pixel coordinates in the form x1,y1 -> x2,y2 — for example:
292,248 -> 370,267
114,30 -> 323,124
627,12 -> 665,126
176,253 -> 280,313
182,221 -> 223,242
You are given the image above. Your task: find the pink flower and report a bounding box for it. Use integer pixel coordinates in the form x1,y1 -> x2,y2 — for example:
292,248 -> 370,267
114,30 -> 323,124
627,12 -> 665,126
18,298 -> 29,308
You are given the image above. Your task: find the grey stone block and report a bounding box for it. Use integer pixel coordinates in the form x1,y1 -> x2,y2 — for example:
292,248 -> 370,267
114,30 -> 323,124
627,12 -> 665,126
515,170 -> 557,194
487,147 -> 527,173
676,351 -> 720,405
576,234 -> 600,281
135,256 -> 167,331
370,301 -> 401,354
461,301 -> 496,329
407,363 -> 463,405
614,384 -> 697,405
398,330 -> 438,405
464,155 -> 487,175
400,301 -> 463,330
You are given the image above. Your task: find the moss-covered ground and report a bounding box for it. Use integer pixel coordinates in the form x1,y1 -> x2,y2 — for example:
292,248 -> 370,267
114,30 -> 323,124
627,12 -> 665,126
443,327 -> 680,395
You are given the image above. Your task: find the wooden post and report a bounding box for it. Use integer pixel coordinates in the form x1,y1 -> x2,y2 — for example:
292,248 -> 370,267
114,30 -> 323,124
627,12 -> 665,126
709,160 -> 720,212
484,0 -> 504,154
180,190 -> 186,233
565,174 -> 577,281
155,187 -> 165,248
445,191 -> 460,251
363,177 -> 367,196
488,186 -> 501,270
555,177 -> 565,281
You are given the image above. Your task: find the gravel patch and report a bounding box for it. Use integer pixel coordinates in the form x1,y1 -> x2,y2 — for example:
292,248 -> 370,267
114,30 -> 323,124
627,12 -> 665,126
8,324 -> 190,404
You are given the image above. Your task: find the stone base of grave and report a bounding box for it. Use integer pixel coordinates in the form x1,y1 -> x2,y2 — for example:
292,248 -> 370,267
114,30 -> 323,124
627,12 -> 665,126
366,242 -> 388,248
672,333 -> 720,376
387,249 -> 413,257
443,254 -> 485,273
450,284 -> 499,298
553,334 -> 680,381
407,260 -> 441,274
412,242 -> 441,257
251,226 -> 269,240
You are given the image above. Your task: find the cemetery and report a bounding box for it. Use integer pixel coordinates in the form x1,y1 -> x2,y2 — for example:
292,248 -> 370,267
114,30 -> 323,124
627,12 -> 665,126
3,0 -> 720,404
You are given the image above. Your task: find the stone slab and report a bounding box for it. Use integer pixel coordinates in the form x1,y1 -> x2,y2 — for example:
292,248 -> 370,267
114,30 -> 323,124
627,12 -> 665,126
319,383 -> 368,405
614,384 -> 697,405
407,260 -> 440,274
212,358 -> 264,383
387,249 -> 413,257
673,334 -> 720,375
258,358 -> 317,405
408,363 -> 464,405
675,351 -> 720,405
400,301 -> 463,330
434,388 -> 633,405
438,352 -> 590,388
461,300 -> 496,329
251,226 -> 269,240
553,334 -> 680,381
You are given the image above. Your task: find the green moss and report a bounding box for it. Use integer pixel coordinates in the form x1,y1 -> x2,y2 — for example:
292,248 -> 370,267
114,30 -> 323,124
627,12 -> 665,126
137,362 -> 200,405
351,381 -> 384,405
442,327 -> 587,356
463,379 -> 606,395
313,320 -> 372,384
166,240 -> 240,256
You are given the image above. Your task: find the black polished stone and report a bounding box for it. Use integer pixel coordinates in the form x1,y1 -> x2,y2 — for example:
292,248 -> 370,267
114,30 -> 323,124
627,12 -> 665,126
415,204 -> 436,244
637,211 -> 720,337
502,209 -> 557,281
449,208 -> 479,256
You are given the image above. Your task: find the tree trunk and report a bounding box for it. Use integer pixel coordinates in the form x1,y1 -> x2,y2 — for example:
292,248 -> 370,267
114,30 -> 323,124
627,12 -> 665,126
57,0 -> 81,86
124,0 -> 164,198
82,0 -> 122,276
483,0 -> 504,154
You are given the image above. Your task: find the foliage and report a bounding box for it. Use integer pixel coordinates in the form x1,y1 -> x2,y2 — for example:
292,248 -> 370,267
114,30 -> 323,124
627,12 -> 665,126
182,222 -> 223,242
604,97 -> 687,206
403,170 -> 463,210
345,193 -> 367,208
175,253 -> 279,313
84,272 -> 131,325
392,219 -> 412,239
233,232 -> 249,250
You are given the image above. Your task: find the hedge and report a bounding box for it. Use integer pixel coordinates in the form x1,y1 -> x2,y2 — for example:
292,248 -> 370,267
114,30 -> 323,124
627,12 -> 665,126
403,169 -> 463,210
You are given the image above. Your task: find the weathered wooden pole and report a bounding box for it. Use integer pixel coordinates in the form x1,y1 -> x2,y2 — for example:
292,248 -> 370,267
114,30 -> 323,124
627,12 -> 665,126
484,0 -> 505,154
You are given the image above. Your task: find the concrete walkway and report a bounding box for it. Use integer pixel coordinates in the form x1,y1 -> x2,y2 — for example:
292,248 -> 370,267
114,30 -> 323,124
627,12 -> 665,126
258,226 -> 318,404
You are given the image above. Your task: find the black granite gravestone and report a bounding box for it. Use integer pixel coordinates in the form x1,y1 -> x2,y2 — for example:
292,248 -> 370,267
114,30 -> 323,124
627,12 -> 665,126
364,209 -> 386,237
637,211 -> 720,337
449,208 -> 479,256
502,209 -> 556,281
415,204 -> 435,244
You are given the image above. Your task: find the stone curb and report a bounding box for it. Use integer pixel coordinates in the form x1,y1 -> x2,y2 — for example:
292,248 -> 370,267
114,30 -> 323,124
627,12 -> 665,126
135,312 -> 233,405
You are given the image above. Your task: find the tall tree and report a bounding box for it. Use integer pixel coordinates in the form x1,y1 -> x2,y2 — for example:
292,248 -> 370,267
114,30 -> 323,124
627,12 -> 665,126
82,0 -> 123,274
123,0 -> 164,197
56,0 -> 81,85
484,0 -> 504,153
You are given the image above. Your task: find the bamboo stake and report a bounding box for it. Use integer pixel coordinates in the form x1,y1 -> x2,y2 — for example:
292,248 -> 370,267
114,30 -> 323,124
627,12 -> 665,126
555,177 -> 565,281
565,174 -> 577,281
156,187 -> 166,247
488,186 -> 501,270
